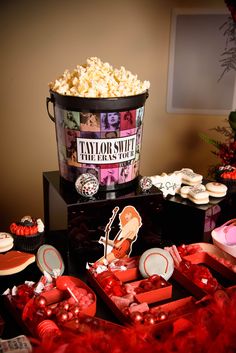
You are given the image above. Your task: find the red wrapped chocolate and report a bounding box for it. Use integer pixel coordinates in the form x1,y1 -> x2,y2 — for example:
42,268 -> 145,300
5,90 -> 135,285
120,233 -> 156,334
96,270 -> 126,297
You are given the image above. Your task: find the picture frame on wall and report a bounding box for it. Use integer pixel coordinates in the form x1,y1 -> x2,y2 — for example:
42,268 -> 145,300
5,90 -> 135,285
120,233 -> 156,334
167,8 -> 236,115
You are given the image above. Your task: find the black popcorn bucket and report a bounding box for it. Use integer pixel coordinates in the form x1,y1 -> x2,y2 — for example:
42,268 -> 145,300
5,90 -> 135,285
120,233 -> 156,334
46,90 -> 148,191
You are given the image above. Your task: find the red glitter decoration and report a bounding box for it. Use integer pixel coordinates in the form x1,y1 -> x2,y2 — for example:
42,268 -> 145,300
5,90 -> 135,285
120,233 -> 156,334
31,291 -> 236,353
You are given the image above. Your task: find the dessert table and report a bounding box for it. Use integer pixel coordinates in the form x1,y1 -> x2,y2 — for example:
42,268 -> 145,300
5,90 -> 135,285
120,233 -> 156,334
0,172 -> 236,344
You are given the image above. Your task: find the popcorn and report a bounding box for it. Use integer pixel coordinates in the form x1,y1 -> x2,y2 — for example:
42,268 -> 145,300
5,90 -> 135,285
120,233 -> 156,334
49,57 -> 150,98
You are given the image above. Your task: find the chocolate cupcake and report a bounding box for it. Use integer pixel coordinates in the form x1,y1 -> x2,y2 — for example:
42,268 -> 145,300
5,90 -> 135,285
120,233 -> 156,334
10,216 -> 44,252
216,166 -> 236,192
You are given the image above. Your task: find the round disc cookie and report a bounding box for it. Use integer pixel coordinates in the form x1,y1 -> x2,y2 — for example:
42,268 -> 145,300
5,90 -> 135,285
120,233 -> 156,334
36,244 -> 64,277
206,182 -> 227,197
139,248 -> 174,281
0,232 -> 14,253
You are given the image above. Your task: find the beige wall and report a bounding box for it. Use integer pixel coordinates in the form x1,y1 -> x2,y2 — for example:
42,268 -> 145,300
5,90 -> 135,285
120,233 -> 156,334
0,0 -> 226,230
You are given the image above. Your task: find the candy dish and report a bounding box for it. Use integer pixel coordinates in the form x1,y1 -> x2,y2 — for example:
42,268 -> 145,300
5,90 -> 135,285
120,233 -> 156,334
172,249 -> 236,299
87,267 -> 196,327
4,275 -> 97,338
190,242 -> 236,264
88,242 -> 236,326
211,219 -> 236,258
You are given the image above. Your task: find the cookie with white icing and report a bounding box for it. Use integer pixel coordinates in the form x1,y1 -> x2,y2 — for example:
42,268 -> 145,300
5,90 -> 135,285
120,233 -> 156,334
175,168 -> 203,186
180,185 -> 209,204
205,182 -> 227,198
0,232 -> 14,253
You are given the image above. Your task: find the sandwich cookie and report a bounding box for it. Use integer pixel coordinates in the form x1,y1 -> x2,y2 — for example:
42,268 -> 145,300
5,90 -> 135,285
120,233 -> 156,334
179,185 -> 209,204
205,182 -> 227,198
175,168 -> 203,186
0,232 -> 14,253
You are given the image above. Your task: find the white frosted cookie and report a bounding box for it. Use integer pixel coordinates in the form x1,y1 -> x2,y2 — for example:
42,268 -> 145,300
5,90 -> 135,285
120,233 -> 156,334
179,185 -> 191,198
206,182 -> 227,198
180,185 -> 209,204
175,168 -> 203,186
0,232 -> 14,253
180,184 -> 206,197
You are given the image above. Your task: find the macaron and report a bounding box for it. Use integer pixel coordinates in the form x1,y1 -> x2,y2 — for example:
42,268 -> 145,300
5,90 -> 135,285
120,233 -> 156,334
0,232 -> 14,253
206,182 -> 227,198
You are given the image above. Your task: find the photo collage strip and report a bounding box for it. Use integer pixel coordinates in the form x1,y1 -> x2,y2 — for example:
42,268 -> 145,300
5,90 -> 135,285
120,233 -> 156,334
55,105 -> 145,187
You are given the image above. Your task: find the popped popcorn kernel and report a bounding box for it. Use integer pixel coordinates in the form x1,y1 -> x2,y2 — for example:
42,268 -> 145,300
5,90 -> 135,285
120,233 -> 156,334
49,57 -> 150,98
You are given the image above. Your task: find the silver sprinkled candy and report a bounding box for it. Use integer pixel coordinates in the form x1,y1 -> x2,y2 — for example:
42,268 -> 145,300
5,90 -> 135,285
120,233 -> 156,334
140,176 -> 153,191
75,173 -> 99,197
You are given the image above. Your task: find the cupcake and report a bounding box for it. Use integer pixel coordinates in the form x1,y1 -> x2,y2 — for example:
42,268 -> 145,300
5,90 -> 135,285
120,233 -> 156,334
10,215 -> 44,252
216,165 -> 236,191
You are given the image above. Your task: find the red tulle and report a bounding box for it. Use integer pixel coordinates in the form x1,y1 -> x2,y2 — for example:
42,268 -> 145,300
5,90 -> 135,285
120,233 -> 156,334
31,290 -> 236,353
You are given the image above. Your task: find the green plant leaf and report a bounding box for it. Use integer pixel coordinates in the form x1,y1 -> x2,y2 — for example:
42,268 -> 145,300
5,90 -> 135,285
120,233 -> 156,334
199,133 -> 222,148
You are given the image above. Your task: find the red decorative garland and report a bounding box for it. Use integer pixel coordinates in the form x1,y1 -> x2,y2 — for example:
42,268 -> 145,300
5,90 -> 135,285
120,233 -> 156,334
31,290 -> 236,353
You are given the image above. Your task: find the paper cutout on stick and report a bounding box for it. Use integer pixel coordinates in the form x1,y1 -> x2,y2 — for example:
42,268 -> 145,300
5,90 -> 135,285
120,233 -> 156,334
97,205 -> 142,264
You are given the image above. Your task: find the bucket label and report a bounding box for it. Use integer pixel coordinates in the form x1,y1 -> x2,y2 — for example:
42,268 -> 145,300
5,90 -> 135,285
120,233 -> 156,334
54,106 -> 145,187
77,135 -> 136,164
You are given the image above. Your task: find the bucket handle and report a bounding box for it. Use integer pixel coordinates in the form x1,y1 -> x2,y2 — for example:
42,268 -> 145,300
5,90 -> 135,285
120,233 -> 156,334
46,96 -> 55,123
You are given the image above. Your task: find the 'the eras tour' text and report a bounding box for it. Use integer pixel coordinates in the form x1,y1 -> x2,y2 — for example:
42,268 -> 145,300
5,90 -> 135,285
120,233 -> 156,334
77,135 -> 136,164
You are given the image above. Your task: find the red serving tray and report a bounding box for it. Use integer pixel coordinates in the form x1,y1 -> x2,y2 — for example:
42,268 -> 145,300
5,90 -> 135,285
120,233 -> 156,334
4,294 -> 123,338
114,267 -> 139,282
87,268 -> 195,326
129,278 -> 172,304
88,246 -> 236,326
4,275 -> 98,338
173,252 -> 236,299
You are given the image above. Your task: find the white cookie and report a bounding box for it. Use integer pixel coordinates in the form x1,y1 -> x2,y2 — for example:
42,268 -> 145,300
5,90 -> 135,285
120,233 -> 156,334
0,232 -> 14,253
180,184 -> 206,198
206,182 -> 227,198
179,185 -> 191,198
180,185 -> 209,204
175,168 -> 203,186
